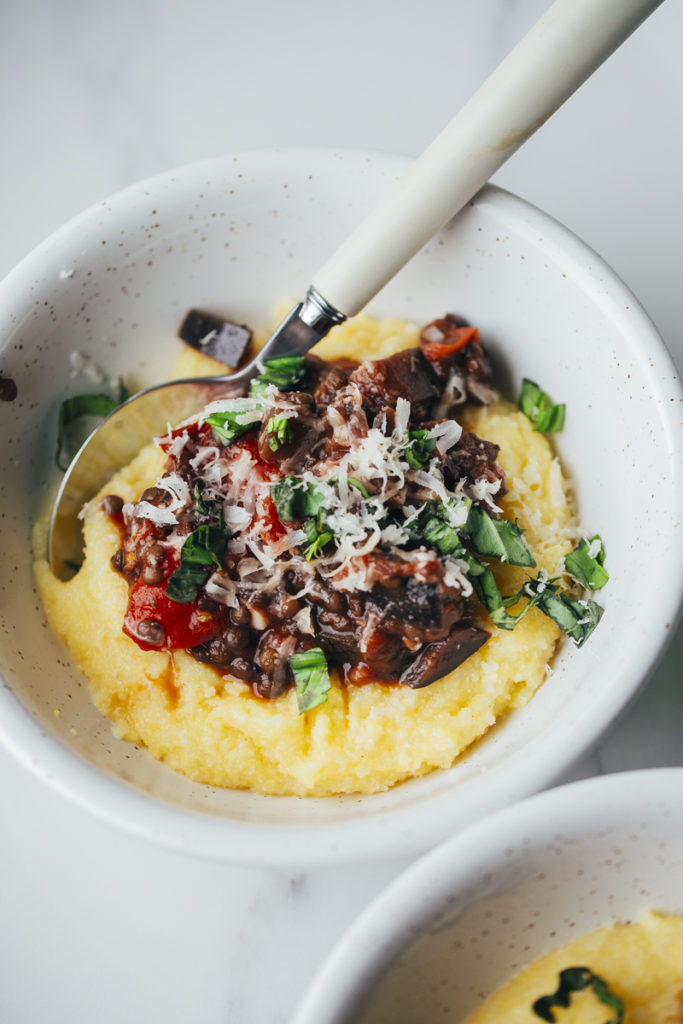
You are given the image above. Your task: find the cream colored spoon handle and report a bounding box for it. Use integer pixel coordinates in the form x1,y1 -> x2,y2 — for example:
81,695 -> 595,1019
312,0 -> 663,317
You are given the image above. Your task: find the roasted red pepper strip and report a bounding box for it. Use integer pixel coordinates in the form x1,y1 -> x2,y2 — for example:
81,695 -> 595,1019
421,325 -> 479,363
123,561 -> 224,652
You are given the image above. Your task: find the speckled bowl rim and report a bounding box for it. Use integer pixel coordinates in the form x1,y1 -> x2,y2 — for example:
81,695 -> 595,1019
291,767 -> 683,1023
0,149 -> 682,866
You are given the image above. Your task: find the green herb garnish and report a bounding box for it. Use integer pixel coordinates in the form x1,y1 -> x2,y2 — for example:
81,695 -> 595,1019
463,506 -> 536,567
404,429 -> 437,470
348,477 -> 371,500
524,578 -> 604,646
204,398 -> 262,444
564,536 -> 609,590
533,966 -> 624,1023
270,476 -> 326,522
543,592 -> 603,647
465,554 -> 542,630
412,499 -> 603,644
56,377 -> 129,470
413,502 -> 467,558
194,482 -> 210,516
265,414 -> 293,452
302,515 -> 334,561
249,354 -> 307,399
410,500 -> 533,629
518,378 -> 566,433
463,553 -> 510,627
420,514 -> 466,558
415,500 -> 534,572
193,482 -> 225,523
166,523 -> 230,604
289,647 -> 331,714
304,529 -> 334,561
202,355 -> 305,445
413,504 -> 538,629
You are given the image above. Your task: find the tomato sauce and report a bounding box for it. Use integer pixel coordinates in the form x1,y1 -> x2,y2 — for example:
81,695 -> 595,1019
122,548 -> 225,652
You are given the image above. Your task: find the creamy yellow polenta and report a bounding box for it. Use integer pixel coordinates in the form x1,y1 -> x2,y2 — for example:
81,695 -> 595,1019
463,910 -> 683,1023
34,315 -> 579,796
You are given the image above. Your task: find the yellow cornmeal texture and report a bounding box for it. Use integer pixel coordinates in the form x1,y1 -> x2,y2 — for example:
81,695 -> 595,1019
34,314 -> 579,796
462,910 -> 683,1023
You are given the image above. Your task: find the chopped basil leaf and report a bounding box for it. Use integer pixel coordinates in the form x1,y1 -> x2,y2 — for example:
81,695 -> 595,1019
166,562 -> 211,604
116,377 -> 131,403
422,516 -> 465,558
304,529 -> 334,561
249,354 -> 307,399
290,647 -> 331,714
533,966 -> 624,1023
270,477 -> 300,521
166,523 -> 230,604
527,580 -> 604,647
463,506 -> 536,567
204,398 -> 262,444
518,378 -> 566,433
265,414 -> 293,451
247,378 -> 271,401
270,476 -> 325,522
56,378 -> 129,470
564,536 -> 609,590
538,404 -> 565,432
205,412 -> 252,444
414,502 -> 466,558
404,429 -> 437,469
465,554 -> 541,630
302,516 -> 334,560
58,391 -> 118,435
412,499 -> 603,642
348,477 -> 371,500
497,589 -> 543,627
194,482 -> 209,515
464,553 -> 508,625
193,483 -> 224,524
204,358 -> 305,443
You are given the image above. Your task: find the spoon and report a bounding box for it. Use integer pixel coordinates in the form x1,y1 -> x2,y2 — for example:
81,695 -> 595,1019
49,0 -> 663,579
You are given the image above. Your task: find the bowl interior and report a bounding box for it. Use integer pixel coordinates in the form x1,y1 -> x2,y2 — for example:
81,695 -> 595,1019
0,149 -> 681,863
292,768 -> 683,1022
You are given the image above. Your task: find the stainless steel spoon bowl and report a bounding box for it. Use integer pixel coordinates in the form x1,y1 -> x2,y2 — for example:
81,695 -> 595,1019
48,288 -> 344,578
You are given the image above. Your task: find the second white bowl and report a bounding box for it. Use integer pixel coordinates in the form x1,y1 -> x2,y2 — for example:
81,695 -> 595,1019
292,768 -> 683,1022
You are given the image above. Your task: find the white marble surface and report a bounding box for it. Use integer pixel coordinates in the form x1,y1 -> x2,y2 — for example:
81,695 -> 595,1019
0,1 -> 681,1021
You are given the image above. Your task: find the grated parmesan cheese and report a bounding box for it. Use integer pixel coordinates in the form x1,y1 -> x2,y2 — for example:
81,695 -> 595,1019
134,367 -> 515,604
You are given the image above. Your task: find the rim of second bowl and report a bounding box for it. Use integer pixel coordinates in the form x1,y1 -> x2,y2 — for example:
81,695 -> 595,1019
0,148 -> 681,867
291,766 -> 683,1024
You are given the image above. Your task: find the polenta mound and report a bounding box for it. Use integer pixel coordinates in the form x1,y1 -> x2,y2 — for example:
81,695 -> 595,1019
463,910 -> 683,1023
34,314 -> 578,796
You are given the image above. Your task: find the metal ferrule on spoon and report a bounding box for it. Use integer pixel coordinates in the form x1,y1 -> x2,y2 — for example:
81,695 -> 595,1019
48,0 -> 663,578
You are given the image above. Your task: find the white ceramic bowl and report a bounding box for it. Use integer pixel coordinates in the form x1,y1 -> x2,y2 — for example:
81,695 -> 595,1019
0,149 -> 681,865
292,767 -> 683,1022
